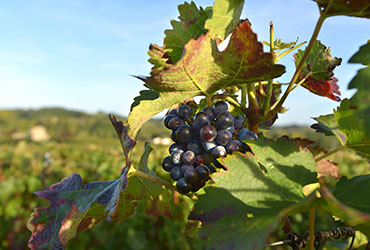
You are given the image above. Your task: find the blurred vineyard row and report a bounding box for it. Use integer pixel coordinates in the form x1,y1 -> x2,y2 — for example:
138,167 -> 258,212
0,108 -> 369,249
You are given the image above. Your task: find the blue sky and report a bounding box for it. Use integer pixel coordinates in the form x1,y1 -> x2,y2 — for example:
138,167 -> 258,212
0,0 -> 369,125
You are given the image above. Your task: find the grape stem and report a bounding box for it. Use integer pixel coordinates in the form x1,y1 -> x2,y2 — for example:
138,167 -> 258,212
263,21 -> 275,115
241,85 -> 247,107
315,145 -> 344,162
246,82 -> 259,133
131,168 -> 198,201
260,14 -> 327,124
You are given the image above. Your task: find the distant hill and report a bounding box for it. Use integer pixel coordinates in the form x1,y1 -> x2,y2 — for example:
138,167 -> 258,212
0,107 -> 169,144
0,107 -> 339,149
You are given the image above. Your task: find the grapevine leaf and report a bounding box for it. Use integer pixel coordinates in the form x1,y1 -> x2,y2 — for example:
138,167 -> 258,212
163,2 -> 212,63
205,0 -> 244,40
312,99 -> 370,158
295,40 -> 342,101
109,142 -> 174,221
190,137 -> 317,223
129,21 -> 285,138
147,44 -> 170,70
315,0 -> 370,18
348,42 -> 370,139
311,113 -> 346,142
264,37 -> 299,50
334,175 -> 370,214
109,114 -> 137,162
334,99 -> 370,158
199,216 -> 276,250
27,174 -> 120,250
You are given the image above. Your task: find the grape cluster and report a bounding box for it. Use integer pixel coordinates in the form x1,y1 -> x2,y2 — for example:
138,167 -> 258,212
162,101 -> 257,194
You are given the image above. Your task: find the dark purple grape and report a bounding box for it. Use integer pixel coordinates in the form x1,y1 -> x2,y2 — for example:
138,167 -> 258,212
170,167 -> 182,181
195,154 -> 205,165
207,164 -> 217,173
187,141 -> 203,155
212,145 -> 227,158
193,112 -> 210,129
202,140 -> 217,152
238,128 -> 258,140
171,131 -> 179,143
176,177 -> 192,194
202,107 -> 216,120
168,117 -> 184,131
196,164 -> 210,181
176,125 -> 193,143
170,149 -> 184,165
201,153 -> 214,164
164,115 -> 176,129
200,124 -> 217,142
184,168 -> 198,183
180,164 -> 194,175
214,101 -> 229,115
226,140 -> 242,154
162,156 -> 175,172
169,143 -> 185,154
182,150 -> 196,165
215,130 -> 233,146
169,109 -> 178,116
215,112 -> 234,130
177,104 -> 192,120
240,142 -> 253,154
234,115 -> 245,130
191,179 -> 206,192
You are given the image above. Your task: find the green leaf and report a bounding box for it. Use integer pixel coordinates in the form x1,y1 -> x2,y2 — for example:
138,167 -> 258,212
199,216 -> 277,250
205,0 -> 244,40
264,37 -> 298,50
295,40 -> 342,101
315,0 -> 370,18
129,21 -> 285,138
190,137 -> 317,222
334,99 -> 370,158
334,175 -> 370,214
147,44 -> 170,70
311,113 -> 346,140
163,2 -> 212,63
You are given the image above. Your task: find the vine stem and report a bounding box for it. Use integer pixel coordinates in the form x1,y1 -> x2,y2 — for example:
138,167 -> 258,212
263,21 -> 275,115
261,14 -> 327,123
131,169 -> 198,201
309,208 -> 316,250
246,82 -> 259,133
241,85 -> 247,107
315,145 -> 345,162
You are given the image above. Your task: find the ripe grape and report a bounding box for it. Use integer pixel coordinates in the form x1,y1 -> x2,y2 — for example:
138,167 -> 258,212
202,140 -> 217,152
226,140 -> 242,154
202,107 -> 216,120
169,109 -> 177,116
168,117 -> 184,131
214,112 -> 234,130
176,178 -> 192,194
200,124 -> 217,142
184,168 -> 198,183
164,115 -> 176,129
169,143 -> 185,154
182,150 -> 196,165
187,141 -> 203,155
171,131 -> 179,143
170,167 -> 182,181
214,101 -> 228,115
180,164 -> 194,175
234,115 -> 245,130
170,149 -> 184,165
191,179 -> 206,192
193,112 -> 210,129
162,156 -> 175,172
196,164 -> 210,181
215,130 -> 232,146
176,125 -> 193,143
177,104 -> 192,120
238,128 -> 258,140
212,145 -> 227,158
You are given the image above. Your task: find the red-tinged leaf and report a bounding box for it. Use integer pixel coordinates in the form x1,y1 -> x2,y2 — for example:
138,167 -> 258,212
295,40 -> 342,101
302,75 -> 341,101
163,2 -> 212,64
315,0 -> 370,18
129,21 -> 285,138
27,174 -> 121,250
317,159 -> 339,178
